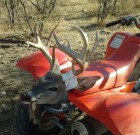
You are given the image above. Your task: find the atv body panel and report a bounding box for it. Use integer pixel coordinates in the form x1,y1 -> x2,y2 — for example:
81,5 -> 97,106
68,90 -> 140,135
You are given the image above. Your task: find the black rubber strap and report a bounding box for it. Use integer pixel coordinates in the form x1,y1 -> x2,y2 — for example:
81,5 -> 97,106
106,19 -> 121,27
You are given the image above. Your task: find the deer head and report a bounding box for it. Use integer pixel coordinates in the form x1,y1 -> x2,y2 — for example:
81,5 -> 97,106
21,24 -> 67,104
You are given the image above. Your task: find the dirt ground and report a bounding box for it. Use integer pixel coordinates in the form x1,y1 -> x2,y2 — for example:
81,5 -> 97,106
0,1 -> 139,135
0,44 -> 36,135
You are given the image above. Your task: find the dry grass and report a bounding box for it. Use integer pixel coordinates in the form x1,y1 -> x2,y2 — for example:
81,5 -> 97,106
0,0 -> 139,37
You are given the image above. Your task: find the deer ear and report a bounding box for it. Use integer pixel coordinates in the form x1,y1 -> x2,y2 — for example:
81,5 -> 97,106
76,76 -> 100,91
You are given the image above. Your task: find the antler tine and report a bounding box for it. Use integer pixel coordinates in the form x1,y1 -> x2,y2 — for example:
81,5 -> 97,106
27,24 -> 59,67
46,23 -> 59,47
45,23 -> 60,71
87,30 -> 101,62
72,27 -> 88,62
54,27 -> 88,75
27,26 -> 52,65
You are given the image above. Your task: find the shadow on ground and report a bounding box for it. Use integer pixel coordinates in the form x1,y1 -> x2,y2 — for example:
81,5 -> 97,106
0,44 -> 35,135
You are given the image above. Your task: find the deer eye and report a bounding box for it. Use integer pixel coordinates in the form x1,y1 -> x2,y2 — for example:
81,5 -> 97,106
48,87 -> 58,91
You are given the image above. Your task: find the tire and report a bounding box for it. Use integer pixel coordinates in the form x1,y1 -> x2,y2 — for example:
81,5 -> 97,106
71,121 -> 95,135
14,102 -> 60,135
71,116 -> 113,135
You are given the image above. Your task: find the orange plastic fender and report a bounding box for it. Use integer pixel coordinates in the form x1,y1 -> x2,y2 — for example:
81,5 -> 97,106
106,93 -> 140,135
16,48 -> 71,79
68,90 -> 140,134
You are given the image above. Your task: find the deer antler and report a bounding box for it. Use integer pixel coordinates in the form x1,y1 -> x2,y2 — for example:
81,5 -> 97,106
27,24 -> 59,70
87,29 -> 101,63
54,27 -> 100,76
54,27 -> 88,75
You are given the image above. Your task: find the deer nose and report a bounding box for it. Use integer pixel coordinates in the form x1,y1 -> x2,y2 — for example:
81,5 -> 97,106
20,92 -> 37,102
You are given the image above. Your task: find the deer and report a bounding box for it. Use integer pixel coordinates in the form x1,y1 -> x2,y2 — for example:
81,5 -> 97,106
20,25 -> 101,105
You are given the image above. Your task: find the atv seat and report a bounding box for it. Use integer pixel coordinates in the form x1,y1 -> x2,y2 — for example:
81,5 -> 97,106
75,36 -> 140,95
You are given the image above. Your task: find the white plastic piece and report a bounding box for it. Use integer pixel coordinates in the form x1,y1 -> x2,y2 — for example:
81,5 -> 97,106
60,61 -> 72,70
62,70 -> 78,91
110,34 -> 125,48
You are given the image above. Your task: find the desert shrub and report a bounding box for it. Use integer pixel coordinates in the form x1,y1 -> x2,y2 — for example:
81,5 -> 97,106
97,0 -> 117,25
1,0 -> 57,34
96,0 -> 136,25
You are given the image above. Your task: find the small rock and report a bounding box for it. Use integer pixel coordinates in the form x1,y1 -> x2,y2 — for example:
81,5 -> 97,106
1,91 -> 6,96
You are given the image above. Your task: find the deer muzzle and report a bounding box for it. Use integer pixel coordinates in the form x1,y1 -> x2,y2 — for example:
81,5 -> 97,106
20,93 -> 37,102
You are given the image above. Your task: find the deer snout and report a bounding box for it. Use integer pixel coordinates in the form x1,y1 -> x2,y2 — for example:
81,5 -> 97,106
20,93 -> 37,102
